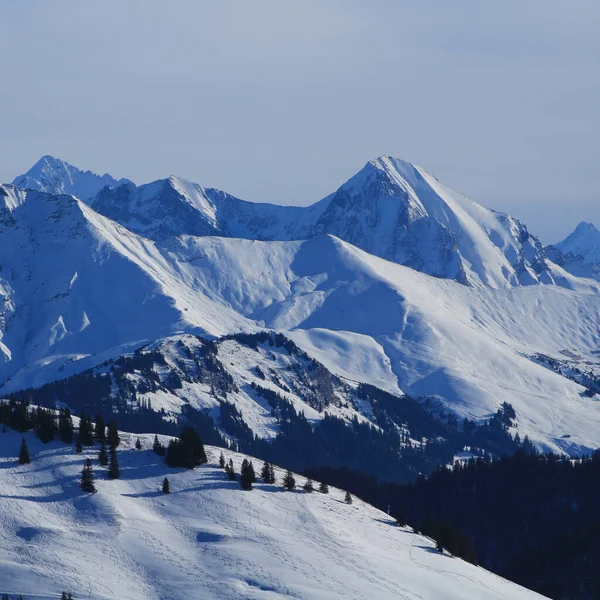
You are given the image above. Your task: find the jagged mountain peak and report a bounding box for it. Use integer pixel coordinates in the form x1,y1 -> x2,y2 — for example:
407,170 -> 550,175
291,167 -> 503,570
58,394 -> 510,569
12,155 -> 133,200
554,220 -> 600,266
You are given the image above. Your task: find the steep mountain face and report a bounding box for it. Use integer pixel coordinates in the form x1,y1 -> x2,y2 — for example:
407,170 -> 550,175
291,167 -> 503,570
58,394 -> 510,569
0,184 -> 600,455
14,155 -> 553,288
553,221 -> 600,266
12,155 -> 132,200
0,429 -> 545,600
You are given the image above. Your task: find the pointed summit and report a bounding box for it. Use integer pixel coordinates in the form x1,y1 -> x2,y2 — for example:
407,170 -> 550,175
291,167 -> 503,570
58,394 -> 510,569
12,155 -> 133,201
555,221 -> 600,266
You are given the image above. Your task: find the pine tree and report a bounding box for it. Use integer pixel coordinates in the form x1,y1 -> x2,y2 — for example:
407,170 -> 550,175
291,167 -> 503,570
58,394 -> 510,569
75,433 -> 83,453
395,507 -> 407,526
35,407 -> 56,443
165,427 -> 207,469
58,407 -> 74,444
240,459 -> 256,491
282,470 -> 296,490
61,592 -> 68,600
80,458 -> 95,492
219,452 -> 226,468
18,436 -> 30,464
261,461 -> 271,482
108,448 -> 120,479
226,458 -> 236,480
344,491 -> 352,504
152,434 -> 165,456
319,480 -> 329,494
107,419 -> 120,450
162,477 -> 170,494
79,412 -> 94,446
135,437 -> 142,450
268,463 -> 276,484
303,478 -> 314,493
94,413 -> 106,442
98,441 -> 109,466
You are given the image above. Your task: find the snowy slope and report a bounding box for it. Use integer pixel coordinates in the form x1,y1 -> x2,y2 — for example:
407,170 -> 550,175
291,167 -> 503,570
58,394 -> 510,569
12,155 -> 133,200
1,184 -> 600,453
554,221 -> 600,266
14,155 -> 555,288
0,428 -> 546,600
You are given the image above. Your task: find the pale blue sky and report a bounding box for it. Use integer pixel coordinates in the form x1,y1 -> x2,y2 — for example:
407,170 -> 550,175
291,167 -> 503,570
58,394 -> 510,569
1,0 -> 599,242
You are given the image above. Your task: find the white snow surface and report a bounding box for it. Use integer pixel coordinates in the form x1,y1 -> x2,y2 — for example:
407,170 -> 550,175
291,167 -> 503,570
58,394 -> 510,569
1,184 -> 600,452
14,155 -> 557,288
0,428 -> 546,600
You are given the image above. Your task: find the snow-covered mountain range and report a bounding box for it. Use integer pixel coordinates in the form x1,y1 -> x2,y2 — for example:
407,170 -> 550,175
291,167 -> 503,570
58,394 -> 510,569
0,427 -> 545,600
4,156 -> 600,457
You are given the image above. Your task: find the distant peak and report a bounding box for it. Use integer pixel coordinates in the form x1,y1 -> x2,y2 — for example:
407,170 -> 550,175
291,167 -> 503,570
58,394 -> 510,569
574,221 -> 599,234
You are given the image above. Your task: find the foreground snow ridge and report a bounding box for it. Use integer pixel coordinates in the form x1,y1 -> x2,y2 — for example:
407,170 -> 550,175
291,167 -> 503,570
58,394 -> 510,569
0,430 -> 545,600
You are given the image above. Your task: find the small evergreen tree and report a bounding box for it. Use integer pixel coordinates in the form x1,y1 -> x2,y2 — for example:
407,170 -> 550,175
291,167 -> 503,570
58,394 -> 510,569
98,441 -> 109,466
226,458 -> 236,480
79,412 -> 94,446
303,478 -> 314,493
75,433 -> 83,453
18,436 -> 30,464
165,427 -> 207,469
108,448 -> 120,479
240,459 -> 256,491
282,470 -> 296,490
344,491 -> 352,504
162,477 -> 170,494
268,463 -> 276,484
395,507 -> 407,526
319,481 -> 329,494
35,407 -> 56,443
135,437 -> 142,450
58,407 -> 74,444
80,458 -> 95,492
152,434 -> 165,456
219,452 -> 226,468
261,461 -> 272,482
94,413 -> 106,442
107,419 -> 120,449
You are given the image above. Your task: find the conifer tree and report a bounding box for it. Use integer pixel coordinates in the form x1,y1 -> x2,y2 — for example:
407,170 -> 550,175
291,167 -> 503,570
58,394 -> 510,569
94,413 -> 106,442
79,412 -> 94,446
226,458 -> 236,480
152,434 -> 165,455
165,427 -> 207,469
261,461 -> 271,482
107,419 -> 120,449
108,448 -> 120,479
135,437 -> 142,450
319,480 -> 329,494
162,477 -> 170,494
240,459 -> 256,491
80,458 -> 95,492
58,407 -> 74,444
35,407 -> 56,443
282,469 -> 296,490
303,478 -> 314,493
268,463 -> 276,484
98,441 -> 109,466
75,433 -> 83,453
395,507 -> 407,526
344,491 -> 352,504
18,436 -> 30,464
219,452 -> 226,468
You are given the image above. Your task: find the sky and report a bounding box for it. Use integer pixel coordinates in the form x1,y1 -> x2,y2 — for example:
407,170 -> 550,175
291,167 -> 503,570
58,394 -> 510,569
1,0 -> 599,243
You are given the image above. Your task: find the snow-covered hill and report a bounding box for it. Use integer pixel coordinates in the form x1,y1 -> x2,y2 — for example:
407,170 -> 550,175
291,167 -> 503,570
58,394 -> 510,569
0,428 -> 546,600
13,155 -> 132,200
554,221 -> 600,266
15,155 -> 557,288
1,182 -> 600,454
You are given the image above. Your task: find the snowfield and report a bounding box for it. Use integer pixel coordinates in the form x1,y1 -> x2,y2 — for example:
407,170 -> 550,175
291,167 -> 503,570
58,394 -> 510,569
0,429 -> 546,600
